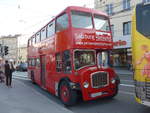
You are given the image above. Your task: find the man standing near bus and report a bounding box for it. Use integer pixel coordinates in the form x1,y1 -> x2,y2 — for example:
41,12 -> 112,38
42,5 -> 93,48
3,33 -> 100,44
4,60 -> 12,87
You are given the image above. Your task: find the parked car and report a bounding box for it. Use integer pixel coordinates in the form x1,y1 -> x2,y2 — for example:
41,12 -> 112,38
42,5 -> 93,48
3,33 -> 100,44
16,63 -> 27,71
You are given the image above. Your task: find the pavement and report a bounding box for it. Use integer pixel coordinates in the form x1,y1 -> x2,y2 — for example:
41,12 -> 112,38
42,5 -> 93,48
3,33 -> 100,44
0,79 -> 73,113
0,69 -> 133,113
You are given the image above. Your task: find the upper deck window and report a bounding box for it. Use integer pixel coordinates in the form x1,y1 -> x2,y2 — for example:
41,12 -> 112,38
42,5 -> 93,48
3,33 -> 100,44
41,27 -> 46,40
71,11 -> 93,29
32,36 -> 36,44
56,13 -> 68,32
36,32 -> 41,43
28,39 -> 31,46
47,21 -> 55,37
94,14 -> 109,31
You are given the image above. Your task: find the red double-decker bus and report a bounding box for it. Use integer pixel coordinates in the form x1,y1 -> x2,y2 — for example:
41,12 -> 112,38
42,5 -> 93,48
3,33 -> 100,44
27,6 -> 120,106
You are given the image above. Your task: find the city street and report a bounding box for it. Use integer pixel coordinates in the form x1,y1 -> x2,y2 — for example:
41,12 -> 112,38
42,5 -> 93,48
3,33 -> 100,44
0,71 -> 150,113
0,0 -> 150,113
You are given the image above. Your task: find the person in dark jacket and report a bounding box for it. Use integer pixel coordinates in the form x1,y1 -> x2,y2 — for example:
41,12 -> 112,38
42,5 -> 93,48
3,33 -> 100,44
4,60 -> 12,87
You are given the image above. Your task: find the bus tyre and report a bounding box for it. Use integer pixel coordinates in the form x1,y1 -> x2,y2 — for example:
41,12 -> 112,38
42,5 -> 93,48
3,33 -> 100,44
59,81 -> 77,106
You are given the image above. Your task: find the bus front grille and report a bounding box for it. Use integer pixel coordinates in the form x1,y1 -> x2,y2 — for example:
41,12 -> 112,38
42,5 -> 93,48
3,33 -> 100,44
91,72 -> 108,88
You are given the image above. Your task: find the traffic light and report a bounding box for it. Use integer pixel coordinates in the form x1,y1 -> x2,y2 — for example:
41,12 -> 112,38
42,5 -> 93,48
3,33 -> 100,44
4,46 -> 9,55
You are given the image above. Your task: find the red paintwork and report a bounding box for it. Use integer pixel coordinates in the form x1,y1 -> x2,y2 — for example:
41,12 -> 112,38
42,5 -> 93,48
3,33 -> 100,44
27,6 -> 116,101
60,85 -> 70,103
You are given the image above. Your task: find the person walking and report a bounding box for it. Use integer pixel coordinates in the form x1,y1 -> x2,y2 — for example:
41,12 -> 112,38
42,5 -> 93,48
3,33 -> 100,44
0,59 -> 4,83
9,61 -> 14,86
4,60 -> 12,87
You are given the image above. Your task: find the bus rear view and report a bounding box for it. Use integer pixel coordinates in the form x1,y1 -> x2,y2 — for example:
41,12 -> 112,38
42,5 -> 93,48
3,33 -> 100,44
132,2 -> 150,106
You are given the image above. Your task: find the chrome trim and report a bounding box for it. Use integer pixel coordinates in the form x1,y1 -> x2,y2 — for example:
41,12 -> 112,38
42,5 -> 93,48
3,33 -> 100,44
90,71 -> 109,88
55,82 -> 59,96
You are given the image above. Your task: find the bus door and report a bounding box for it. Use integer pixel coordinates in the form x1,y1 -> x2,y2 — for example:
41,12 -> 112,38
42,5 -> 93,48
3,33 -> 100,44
40,55 -> 46,87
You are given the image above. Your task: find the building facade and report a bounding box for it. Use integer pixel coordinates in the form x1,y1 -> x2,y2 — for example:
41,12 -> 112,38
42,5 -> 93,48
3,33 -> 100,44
0,35 -> 19,63
18,45 -> 27,63
94,0 -> 148,67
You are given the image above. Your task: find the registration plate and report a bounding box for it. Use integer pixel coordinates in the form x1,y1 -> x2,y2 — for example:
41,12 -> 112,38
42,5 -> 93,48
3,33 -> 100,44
91,92 -> 102,98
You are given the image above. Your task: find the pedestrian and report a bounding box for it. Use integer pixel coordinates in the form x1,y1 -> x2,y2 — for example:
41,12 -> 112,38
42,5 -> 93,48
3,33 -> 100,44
0,59 -> 4,83
4,60 -> 12,87
10,61 -> 15,82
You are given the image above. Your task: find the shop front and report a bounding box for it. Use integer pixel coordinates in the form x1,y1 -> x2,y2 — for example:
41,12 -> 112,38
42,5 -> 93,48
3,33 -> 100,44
111,36 -> 132,68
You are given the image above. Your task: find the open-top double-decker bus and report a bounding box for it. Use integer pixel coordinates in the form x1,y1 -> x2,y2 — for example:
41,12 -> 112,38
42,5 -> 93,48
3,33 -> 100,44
27,6 -> 120,106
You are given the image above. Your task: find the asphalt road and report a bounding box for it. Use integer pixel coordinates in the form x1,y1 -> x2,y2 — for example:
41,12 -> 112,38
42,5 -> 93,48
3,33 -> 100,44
10,71 -> 150,113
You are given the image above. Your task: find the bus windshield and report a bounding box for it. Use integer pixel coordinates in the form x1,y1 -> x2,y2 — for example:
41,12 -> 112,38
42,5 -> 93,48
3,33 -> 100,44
94,14 -> 110,31
71,10 -> 93,29
97,51 -> 109,68
136,4 -> 150,37
74,50 -> 95,70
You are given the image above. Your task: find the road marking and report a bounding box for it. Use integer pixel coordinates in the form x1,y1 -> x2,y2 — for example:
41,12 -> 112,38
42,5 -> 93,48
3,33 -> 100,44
119,91 -> 134,95
13,75 -> 28,78
13,76 -> 29,81
120,84 -> 135,87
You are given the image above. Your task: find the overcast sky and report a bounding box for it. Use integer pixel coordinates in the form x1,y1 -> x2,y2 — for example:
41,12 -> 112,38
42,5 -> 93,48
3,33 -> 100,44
0,0 -> 94,39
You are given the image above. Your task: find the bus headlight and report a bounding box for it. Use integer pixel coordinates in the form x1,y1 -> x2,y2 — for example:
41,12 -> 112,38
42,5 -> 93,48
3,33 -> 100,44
83,81 -> 89,88
111,78 -> 116,84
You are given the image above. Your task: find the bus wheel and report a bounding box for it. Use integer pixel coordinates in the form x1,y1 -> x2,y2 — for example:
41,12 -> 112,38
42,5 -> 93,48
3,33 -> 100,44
59,81 -> 77,106
31,71 -> 35,84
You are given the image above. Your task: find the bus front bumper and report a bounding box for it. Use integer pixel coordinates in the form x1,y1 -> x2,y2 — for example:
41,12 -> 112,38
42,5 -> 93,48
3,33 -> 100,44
81,83 -> 118,101
142,101 -> 150,106
136,95 -> 150,107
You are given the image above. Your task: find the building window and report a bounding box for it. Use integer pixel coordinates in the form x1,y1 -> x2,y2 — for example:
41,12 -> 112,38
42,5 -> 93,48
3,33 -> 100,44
143,0 -> 150,3
106,4 -> 113,15
123,0 -> 130,10
123,21 -> 131,35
